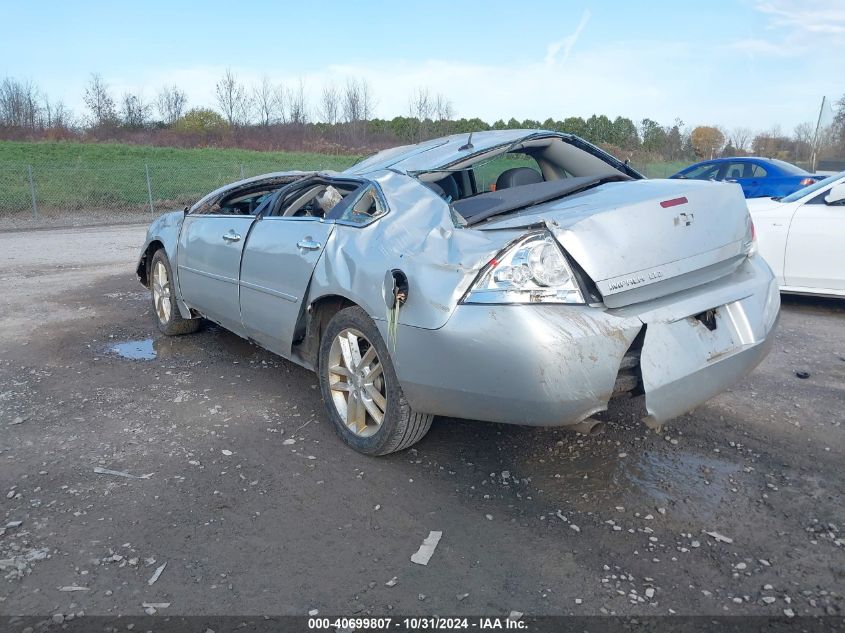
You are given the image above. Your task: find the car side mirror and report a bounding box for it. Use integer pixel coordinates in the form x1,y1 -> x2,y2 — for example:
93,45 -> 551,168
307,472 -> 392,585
824,183 -> 845,205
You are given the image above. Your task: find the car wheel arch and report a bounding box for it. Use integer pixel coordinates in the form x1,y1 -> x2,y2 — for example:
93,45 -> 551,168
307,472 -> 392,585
138,240 -> 165,287
292,293 -> 360,370
139,239 -> 193,320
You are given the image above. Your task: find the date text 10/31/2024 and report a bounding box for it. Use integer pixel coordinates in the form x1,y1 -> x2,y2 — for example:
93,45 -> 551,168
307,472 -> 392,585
308,617 -> 528,630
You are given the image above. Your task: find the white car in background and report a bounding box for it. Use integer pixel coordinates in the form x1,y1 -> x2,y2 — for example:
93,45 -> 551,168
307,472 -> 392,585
747,172 -> 845,297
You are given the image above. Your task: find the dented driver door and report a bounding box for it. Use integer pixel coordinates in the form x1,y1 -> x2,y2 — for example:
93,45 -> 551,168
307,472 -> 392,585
238,216 -> 335,358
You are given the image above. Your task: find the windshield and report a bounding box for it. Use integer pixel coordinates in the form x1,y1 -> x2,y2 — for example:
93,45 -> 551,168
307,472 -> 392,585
780,171 -> 845,203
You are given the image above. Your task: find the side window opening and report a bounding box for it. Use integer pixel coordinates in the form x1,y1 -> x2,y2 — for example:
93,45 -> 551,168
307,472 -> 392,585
207,188 -> 277,215
334,186 -> 387,225
274,181 -> 360,218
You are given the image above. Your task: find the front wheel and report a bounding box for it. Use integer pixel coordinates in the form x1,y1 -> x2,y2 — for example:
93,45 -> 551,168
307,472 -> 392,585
149,249 -> 201,336
318,306 -> 433,455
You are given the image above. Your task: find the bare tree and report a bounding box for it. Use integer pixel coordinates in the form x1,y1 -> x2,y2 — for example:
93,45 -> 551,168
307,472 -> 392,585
83,73 -> 117,127
340,78 -> 375,123
433,93 -> 454,122
0,77 -> 41,128
342,78 -> 362,123
120,92 -> 150,128
793,122 -> 814,145
729,126 -> 753,152
253,76 -> 283,126
41,95 -> 72,129
286,79 -> 308,125
215,68 -> 251,126
156,85 -> 187,125
54,101 -> 71,129
359,79 -> 375,122
318,83 -> 340,125
409,87 -> 433,141
272,83 -> 288,123
793,122 -> 815,162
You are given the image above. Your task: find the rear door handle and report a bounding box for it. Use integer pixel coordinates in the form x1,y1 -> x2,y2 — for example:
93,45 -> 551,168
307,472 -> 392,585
297,239 -> 321,251
222,231 -> 241,242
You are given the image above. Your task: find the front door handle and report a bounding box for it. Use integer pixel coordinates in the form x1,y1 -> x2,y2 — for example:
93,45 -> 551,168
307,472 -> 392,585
222,231 -> 241,242
297,238 -> 321,251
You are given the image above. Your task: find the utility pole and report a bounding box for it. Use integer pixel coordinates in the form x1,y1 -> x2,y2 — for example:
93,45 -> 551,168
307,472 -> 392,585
810,96 -> 826,173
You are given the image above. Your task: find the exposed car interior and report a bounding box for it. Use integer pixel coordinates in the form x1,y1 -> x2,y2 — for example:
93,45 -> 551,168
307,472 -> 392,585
211,187 -> 278,215
265,177 -> 384,224
417,135 -> 632,224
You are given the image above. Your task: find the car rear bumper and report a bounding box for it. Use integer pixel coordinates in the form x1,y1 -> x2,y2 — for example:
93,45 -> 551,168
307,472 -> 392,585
388,256 -> 779,427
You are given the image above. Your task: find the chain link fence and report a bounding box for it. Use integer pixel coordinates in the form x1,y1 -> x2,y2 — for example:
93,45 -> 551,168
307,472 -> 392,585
0,157 -> 684,231
0,158 -> 355,230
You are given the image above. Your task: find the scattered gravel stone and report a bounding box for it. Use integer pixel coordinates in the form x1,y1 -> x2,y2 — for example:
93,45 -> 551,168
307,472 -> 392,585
705,531 -> 733,544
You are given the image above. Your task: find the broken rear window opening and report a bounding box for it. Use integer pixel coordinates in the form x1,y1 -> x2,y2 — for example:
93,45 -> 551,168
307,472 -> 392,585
414,134 -> 637,225
457,175 -> 631,225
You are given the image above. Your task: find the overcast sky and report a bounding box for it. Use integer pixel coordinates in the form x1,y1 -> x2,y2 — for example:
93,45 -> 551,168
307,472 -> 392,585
1,0 -> 842,132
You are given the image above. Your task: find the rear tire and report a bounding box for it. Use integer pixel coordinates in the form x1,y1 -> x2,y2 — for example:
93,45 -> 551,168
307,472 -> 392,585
318,306 -> 433,455
149,249 -> 201,336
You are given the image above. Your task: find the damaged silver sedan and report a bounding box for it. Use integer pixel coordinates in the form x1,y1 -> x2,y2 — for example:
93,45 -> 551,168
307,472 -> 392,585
137,130 -> 780,455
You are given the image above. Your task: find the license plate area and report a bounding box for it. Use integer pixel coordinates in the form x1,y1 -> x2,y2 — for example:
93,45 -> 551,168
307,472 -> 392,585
689,307 -> 738,362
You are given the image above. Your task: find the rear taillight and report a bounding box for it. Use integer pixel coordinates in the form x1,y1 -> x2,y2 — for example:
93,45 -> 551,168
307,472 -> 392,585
799,177 -> 815,186
743,216 -> 758,258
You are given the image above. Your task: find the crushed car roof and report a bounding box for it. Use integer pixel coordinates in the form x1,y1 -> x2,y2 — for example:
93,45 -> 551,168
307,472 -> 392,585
344,129 -> 555,175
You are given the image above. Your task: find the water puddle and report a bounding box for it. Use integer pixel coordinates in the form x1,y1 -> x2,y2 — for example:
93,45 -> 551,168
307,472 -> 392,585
110,338 -> 156,360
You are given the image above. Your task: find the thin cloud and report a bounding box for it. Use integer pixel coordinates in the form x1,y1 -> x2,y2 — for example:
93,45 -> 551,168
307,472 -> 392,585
544,9 -> 591,67
730,38 -> 797,57
755,1 -> 845,35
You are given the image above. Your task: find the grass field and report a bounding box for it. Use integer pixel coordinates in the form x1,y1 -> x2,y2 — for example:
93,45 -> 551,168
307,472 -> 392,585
0,141 -> 361,214
0,140 -> 685,225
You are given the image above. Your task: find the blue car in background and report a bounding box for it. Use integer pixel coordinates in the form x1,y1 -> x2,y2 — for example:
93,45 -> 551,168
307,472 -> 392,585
670,157 -> 825,198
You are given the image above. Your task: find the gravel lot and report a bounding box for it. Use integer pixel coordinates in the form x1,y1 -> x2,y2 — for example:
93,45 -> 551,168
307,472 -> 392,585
1,224 -> 843,622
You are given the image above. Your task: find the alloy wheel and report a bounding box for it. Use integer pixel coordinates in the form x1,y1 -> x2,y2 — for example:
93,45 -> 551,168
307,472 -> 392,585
327,328 -> 386,437
152,261 -> 172,324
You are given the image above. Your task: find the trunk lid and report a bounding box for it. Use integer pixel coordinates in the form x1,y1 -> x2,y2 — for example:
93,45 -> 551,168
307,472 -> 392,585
482,179 -> 751,308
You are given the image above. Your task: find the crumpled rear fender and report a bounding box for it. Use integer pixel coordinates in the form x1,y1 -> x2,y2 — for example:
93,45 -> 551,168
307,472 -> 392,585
633,256 -> 780,428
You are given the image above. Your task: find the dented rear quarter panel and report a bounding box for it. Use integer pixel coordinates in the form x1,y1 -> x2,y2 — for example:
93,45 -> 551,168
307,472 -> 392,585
306,170 -> 520,330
